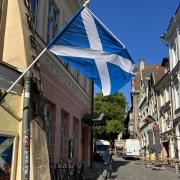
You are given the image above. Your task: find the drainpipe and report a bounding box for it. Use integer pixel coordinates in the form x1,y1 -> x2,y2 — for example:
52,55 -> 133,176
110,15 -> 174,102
90,82 -> 94,169
21,71 -> 32,180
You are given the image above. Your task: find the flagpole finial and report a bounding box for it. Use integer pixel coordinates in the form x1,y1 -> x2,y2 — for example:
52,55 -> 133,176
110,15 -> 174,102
83,0 -> 90,7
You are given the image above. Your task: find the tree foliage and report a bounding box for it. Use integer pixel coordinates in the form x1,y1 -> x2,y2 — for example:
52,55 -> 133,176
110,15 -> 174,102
93,92 -> 127,145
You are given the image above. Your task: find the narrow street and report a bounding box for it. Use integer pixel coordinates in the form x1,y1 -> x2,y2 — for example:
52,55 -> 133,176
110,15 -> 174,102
85,157 -> 180,180
111,158 -> 179,180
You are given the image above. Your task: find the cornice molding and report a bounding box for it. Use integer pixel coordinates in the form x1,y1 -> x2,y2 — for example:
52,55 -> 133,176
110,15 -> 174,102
36,42 -> 91,106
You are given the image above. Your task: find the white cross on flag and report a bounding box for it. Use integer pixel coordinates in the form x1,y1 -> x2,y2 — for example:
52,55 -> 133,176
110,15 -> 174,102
47,6 -> 135,96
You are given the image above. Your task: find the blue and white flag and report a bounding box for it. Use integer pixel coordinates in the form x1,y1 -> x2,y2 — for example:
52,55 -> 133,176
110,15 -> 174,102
47,6 -> 135,96
0,136 -> 13,174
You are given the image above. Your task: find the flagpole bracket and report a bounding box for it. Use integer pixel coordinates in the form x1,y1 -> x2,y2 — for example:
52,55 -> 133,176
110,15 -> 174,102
0,90 -> 7,103
83,0 -> 90,7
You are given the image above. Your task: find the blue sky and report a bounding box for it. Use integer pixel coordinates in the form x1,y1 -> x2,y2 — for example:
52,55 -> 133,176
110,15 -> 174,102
90,0 -> 179,107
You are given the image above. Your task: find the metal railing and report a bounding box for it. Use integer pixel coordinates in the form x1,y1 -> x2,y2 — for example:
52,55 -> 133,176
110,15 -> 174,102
50,163 -> 84,180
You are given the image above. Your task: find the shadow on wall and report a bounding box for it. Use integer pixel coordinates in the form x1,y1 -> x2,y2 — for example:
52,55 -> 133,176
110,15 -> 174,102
1,100 -> 21,121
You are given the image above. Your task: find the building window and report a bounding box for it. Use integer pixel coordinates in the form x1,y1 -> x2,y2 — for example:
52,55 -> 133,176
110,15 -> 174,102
30,0 -> 39,30
74,69 -> 79,81
83,75 -> 88,91
44,104 -> 52,154
69,118 -> 76,159
129,124 -> 133,132
60,111 -> 69,162
160,90 -> 164,106
47,0 -> 58,42
172,41 -> 178,68
165,86 -> 169,102
175,84 -> 180,109
60,112 -> 65,162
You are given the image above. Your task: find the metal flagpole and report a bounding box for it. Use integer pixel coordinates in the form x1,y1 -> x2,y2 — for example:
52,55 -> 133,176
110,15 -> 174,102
0,0 -> 90,102
21,71 -> 32,180
46,0 -> 90,49
83,0 -> 90,7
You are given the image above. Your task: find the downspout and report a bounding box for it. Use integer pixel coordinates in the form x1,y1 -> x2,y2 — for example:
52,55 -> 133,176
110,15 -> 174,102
21,71 -> 32,180
90,82 -> 94,169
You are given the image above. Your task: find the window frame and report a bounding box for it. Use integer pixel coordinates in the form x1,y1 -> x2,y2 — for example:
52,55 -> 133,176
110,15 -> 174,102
30,0 -> 39,30
44,103 -> 52,155
47,0 -> 58,43
174,83 -> 180,109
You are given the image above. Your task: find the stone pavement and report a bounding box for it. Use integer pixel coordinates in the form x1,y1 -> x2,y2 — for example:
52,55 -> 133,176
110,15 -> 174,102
84,156 -> 180,180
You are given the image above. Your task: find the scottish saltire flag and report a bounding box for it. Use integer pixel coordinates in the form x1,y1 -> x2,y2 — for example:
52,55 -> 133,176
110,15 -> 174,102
47,6 -> 135,96
0,137 -> 13,174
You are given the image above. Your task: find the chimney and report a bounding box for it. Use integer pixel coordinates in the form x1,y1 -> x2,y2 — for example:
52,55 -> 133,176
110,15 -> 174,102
139,58 -> 145,72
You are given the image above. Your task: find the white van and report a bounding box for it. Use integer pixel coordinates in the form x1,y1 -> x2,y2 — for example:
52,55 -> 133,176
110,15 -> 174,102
96,140 -> 110,156
124,139 -> 141,159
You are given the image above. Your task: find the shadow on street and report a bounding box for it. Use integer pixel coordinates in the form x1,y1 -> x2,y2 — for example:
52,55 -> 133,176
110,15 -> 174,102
84,157 -> 130,180
111,158 -> 130,179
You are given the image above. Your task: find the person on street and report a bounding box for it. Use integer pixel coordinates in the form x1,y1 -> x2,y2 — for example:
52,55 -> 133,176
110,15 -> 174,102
102,146 -> 112,180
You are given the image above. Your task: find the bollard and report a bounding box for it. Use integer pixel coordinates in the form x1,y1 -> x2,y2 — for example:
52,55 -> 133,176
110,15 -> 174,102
175,162 -> 179,174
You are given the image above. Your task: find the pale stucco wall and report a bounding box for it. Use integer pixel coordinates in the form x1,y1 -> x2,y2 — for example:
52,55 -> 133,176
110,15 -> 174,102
1,0 -> 51,178
2,0 -> 27,69
0,93 -> 22,133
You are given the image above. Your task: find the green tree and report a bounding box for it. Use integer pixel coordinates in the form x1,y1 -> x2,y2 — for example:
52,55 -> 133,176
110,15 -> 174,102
93,92 -> 126,147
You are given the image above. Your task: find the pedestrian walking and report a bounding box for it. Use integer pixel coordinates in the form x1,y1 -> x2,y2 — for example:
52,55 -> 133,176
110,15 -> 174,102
102,146 -> 112,180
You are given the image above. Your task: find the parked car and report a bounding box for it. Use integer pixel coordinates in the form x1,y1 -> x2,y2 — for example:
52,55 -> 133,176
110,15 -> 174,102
123,139 -> 141,159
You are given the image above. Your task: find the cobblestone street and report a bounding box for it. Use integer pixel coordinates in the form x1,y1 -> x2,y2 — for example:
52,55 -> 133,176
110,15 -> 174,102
85,157 -> 180,180
111,158 -> 179,180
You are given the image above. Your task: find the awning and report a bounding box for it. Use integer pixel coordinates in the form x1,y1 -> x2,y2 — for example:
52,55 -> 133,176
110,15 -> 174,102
82,113 -> 106,126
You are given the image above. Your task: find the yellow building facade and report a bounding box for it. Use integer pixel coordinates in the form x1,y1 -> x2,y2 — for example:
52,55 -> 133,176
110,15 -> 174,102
0,61 -> 23,179
0,0 -> 41,179
0,0 -> 91,179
